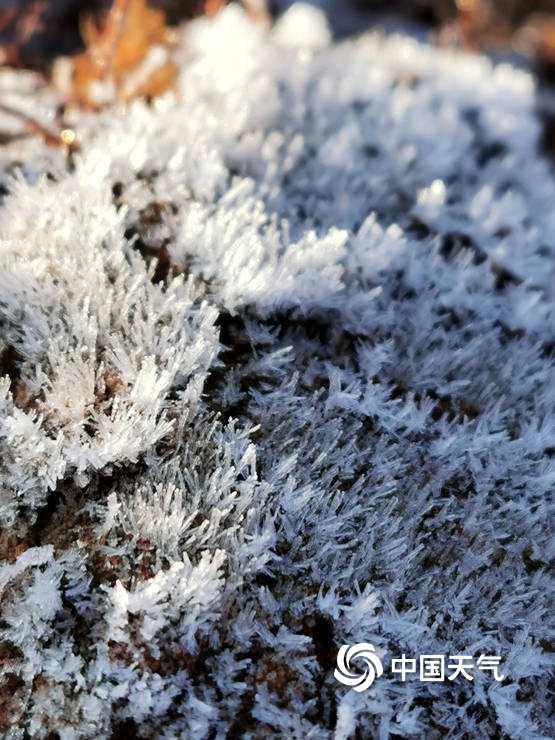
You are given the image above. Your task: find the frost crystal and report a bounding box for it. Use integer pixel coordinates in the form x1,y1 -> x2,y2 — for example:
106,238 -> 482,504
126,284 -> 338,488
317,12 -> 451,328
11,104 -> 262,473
0,5 -> 553,738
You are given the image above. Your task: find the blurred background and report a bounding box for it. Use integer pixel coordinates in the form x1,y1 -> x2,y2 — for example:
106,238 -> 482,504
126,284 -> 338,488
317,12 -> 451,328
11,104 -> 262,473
1,0 -> 555,75
2,0 -> 555,155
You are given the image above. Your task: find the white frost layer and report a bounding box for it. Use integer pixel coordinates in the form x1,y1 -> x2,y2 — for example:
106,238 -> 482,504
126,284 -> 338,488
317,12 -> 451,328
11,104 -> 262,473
0,5 -> 553,739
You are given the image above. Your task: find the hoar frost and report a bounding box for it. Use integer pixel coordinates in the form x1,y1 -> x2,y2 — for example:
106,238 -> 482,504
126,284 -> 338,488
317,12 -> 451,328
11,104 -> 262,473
0,5 -> 553,738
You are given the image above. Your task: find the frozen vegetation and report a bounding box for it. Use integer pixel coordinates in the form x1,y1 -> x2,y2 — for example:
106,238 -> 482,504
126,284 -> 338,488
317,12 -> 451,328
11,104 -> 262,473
0,4 -> 553,738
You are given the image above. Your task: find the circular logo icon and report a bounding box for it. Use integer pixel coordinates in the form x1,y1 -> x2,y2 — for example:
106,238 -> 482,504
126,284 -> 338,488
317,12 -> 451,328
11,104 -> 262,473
334,643 -> 384,692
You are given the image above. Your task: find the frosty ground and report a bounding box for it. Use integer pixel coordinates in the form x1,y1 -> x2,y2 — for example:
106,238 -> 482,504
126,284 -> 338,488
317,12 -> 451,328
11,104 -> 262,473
0,5 -> 553,738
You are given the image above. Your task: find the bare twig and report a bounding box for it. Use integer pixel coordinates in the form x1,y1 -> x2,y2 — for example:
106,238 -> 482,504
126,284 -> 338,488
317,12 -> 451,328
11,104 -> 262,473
0,101 -> 77,150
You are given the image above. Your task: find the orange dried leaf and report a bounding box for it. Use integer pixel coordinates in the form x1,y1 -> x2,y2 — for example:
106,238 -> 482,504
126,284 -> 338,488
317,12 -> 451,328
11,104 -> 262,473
66,0 -> 176,108
204,0 -> 226,17
113,0 -> 169,77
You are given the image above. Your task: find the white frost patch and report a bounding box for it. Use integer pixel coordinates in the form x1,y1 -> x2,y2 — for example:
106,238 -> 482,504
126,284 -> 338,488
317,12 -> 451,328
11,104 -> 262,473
0,6 -> 553,739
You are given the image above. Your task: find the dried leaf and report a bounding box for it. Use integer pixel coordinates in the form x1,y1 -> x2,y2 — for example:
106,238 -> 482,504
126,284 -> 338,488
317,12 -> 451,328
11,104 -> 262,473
204,0 -> 226,17
67,0 -> 177,108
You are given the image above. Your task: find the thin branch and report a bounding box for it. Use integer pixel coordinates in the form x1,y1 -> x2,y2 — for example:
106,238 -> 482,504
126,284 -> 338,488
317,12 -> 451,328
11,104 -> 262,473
0,101 -> 77,150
